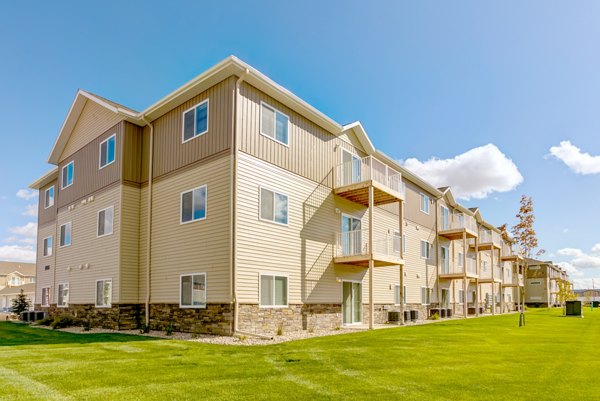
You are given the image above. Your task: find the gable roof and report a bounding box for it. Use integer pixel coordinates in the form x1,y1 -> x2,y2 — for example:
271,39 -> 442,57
0,262 -> 35,276
0,283 -> 35,296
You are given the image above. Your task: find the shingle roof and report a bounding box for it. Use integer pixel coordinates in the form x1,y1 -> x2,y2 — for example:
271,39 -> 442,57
0,283 -> 35,296
0,262 -> 36,276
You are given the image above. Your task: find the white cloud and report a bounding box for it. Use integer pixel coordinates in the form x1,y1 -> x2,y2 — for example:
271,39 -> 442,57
549,140 -> 600,175
401,144 -> 523,200
556,262 -> 584,278
0,245 -> 35,263
592,244 -> 600,254
16,189 -> 38,200
22,204 -> 38,217
8,222 -> 37,240
557,246 -> 600,268
572,278 -> 600,290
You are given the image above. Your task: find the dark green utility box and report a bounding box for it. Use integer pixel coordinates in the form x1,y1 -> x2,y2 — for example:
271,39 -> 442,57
565,301 -> 583,316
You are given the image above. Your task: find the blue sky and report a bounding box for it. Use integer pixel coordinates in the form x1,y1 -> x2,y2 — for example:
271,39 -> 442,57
1,1 -> 599,288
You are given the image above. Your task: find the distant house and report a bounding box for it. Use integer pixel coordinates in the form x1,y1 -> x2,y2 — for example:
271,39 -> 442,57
0,283 -> 35,312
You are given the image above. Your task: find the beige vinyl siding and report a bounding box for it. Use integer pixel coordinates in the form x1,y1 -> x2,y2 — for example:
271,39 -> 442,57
36,223 -> 56,304
402,220 -> 437,304
60,99 -> 125,163
238,81 -> 365,188
148,152 -> 231,303
138,184 -> 148,302
403,180 -> 436,228
54,183 -> 121,304
237,152 -> 401,305
38,180 -> 58,227
151,77 -> 235,179
120,184 -> 141,303
57,123 -> 123,208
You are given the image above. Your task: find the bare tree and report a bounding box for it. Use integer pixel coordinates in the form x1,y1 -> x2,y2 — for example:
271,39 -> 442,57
511,195 -> 544,327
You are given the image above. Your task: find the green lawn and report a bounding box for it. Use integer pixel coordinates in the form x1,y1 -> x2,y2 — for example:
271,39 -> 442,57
0,308 -> 597,400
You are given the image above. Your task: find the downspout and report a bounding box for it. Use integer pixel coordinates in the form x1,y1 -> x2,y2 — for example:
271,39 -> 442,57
232,69 -> 249,335
141,117 -> 154,327
435,196 -> 440,316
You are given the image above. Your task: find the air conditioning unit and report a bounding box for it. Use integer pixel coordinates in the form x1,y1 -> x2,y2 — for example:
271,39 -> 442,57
388,311 -> 401,322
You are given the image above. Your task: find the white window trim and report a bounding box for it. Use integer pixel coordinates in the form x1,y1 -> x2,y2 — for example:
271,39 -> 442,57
179,272 -> 207,309
402,234 -> 406,254
181,99 -> 209,144
258,185 -> 289,226
420,240 -> 431,259
458,252 -> 464,267
394,284 -> 407,306
421,287 -> 431,306
179,185 -> 208,225
59,222 -> 72,248
420,193 -> 430,214
259,272 -> 289,308
97,206 -> 115,237
61,161 -> 74,189
43,236 -> 53,257
260,101 -> 290,147
41,287 -> 50,307
458,289 -> 465,305
44,186 -> 55,209
98,133 -> 117,170
440,205 -> 449,228
57,282 -> 69,308
95,279 -> 112,308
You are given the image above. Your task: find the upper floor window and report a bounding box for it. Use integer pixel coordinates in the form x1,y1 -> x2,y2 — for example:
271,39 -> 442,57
260,102 -> 289,145
260,187 -> 288,225
44,186 -> 54,209
393,231 -> 401,253
59,222 -> 72,247
482,261 -> 488,271
97,206 -> 114,237
458,252 -> 464,267
61,161 -> 74,189
420,193 -> 430,214
182,100 -> 209,143
181,185 -> 207,224
420,240 -> 431,259
43,236 -> 53,257
99,134 -> 116,169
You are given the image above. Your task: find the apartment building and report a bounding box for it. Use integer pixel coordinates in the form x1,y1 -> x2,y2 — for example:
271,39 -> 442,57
525,259 -> 570,307
30,56 -> 539,335
0,262 -> 36,312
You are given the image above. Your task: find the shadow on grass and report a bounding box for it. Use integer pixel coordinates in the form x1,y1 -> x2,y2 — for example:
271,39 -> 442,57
0,322 -> 158,347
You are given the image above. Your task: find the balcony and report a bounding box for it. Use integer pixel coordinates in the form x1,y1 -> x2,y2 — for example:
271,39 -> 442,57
503,273 -> 524,287
334,155 -> 404,206
439,257 -> 478,280
501,243 -> 524,262
438,213 -> 478,240
477,229 -> 501,251
480,265 -> 503,283
334,229 -> 404,267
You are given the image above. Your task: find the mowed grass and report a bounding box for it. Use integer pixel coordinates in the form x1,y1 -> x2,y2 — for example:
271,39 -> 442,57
0,308 -> 598,400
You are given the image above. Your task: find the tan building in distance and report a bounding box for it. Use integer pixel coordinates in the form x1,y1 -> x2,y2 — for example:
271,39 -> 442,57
0,262 -> 36,311
525,259 -> 570,307
29,56 -> 555,335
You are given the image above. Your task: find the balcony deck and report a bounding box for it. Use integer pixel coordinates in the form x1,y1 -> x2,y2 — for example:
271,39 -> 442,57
438,270 -> 479,280
333,253 -> 405,268
334,229 -> 403,267
438,227 -> 478,241
500,253 -> 524,262
334,180 -> 403,207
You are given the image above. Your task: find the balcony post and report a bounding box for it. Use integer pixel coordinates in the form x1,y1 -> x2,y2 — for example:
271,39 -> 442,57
491,248 -> 495,316
463,231 -> 467,318
399,200 -> 404,325
368,185 -> 374,330
475,237 -> 480,317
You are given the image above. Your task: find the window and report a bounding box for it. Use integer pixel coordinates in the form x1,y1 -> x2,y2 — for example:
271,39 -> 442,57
420,193 -> 430,214
95,279 -> 112,307
393,231 -> 401,253
459,289 -> 465,304
440,206 -> 449,229
57,283 -> 69,307
402,234 -> 406,254
420,240 -> 430,259
260,102 -> 289,145
61,161 -> 74,189
59,222 -> 71,247
530,281 -> 541,285
394,285 -> 407,305
182,100 -> 209,142
458,252 -> 464,267
469,291 -> 476,303
43,236 -> 53,257
44,186 -> 54,208
421,287 -> 431,305
260,187 -> 288,225
97,206 -> 114,237
181,186 -> 207,224
482,261 -> 488,272
99,134 -> 116,168
260,274 -> 288,307
41,287 -> 50,307
180,273 -> 206,308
